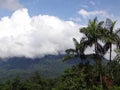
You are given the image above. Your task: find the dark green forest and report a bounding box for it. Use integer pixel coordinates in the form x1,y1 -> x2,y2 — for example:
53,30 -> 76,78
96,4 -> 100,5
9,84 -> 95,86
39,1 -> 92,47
0,18 -> 120,90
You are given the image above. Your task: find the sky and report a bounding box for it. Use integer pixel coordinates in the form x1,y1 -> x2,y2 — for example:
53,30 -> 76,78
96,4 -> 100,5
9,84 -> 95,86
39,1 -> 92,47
0,0 -> 119,58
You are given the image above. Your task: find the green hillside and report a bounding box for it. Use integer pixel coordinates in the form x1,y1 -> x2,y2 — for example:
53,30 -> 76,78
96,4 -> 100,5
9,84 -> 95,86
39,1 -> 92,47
0,55 -> 78,81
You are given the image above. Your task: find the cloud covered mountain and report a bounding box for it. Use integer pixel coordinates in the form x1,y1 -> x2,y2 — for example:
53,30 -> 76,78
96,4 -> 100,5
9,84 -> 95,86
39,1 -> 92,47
0,8 -> 83,58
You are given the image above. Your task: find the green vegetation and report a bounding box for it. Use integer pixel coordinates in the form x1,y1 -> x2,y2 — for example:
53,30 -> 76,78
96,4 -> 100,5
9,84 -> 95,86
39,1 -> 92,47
0,55 -> 76,81
0,60 -> 120,90
0,18 -> 119,90
62,17 -> 120,89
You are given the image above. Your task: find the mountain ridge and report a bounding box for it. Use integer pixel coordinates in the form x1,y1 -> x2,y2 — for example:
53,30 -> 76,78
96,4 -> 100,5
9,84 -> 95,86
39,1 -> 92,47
0,54 -> 108,81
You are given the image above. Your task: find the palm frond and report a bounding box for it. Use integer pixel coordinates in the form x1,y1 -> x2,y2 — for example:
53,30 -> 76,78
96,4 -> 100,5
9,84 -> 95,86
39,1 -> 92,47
113,49 -> 120,62
63,54 -> 76,61
115,49 -> 120,54
110,21 -> 117,32
65,49 -> 76,55
116,42 -> 120,49
93,17 -> 98,24
103,42 -> 111,54
113,54 -> 120,62
95,42 -> 104,56
115,29 -> 120,35
97,21 -> 104,32
80,27 -> 89,37
73,38 -> 79,47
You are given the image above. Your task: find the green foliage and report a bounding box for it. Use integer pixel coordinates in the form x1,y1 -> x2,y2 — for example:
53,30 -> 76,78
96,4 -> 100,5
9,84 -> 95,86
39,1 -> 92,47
53,63 -> 101,90
112,86 -> 120,90
63,17 -> 120,90
0,55 -> 74,81
0,60 -> 119,90
0,72 -> 51,90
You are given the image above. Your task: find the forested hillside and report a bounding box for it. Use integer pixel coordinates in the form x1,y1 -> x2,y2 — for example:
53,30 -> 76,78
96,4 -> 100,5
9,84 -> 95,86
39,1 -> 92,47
0,55 -> 77,81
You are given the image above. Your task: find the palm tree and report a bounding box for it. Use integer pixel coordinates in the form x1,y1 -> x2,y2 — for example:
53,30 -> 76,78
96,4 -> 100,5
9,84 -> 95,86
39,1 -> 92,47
114,49 -> 120,62
64,37 -> 88,63
100,19 -> 120,79
65,17 -> 110,62
113,29 -> 120,61
80,17 -> 106,56
79,18 -> 115,87
64,17 -> 119,88
104,19 -> 117,62
115,29 -> 120,50
64,18 -> 104,62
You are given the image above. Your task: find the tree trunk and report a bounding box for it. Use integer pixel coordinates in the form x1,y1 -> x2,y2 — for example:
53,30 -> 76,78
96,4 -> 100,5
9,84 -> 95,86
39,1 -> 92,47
109,44 -> 112,63
109,43 -> 113,78
95,40 -> 103,88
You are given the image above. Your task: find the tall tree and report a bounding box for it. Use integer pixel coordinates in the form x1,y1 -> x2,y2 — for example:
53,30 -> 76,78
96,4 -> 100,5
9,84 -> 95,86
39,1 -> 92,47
64,17 -> 111,65
64,37 -> 88,63
80,17 -> 107,56
113,29 -> 120,61
104,19 -> 117,62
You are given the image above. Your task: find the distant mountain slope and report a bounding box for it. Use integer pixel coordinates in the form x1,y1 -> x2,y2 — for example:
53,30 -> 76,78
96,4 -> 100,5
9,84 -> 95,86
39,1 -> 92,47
0,55 -> 79,81
0,54 -> 108,81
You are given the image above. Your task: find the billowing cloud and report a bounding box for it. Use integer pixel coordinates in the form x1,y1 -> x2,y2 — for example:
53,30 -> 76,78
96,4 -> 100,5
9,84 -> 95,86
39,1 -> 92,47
0,0 -> 23,10
0,8 -> 83,58
78,9 -> 108,18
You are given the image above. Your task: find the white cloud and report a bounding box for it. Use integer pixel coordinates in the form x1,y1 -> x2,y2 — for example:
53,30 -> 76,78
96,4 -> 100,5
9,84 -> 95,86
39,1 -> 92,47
0,0 -> 23,10
0,8 -> 83,58
0,8 -> 117,60
78,9 -> 108,18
